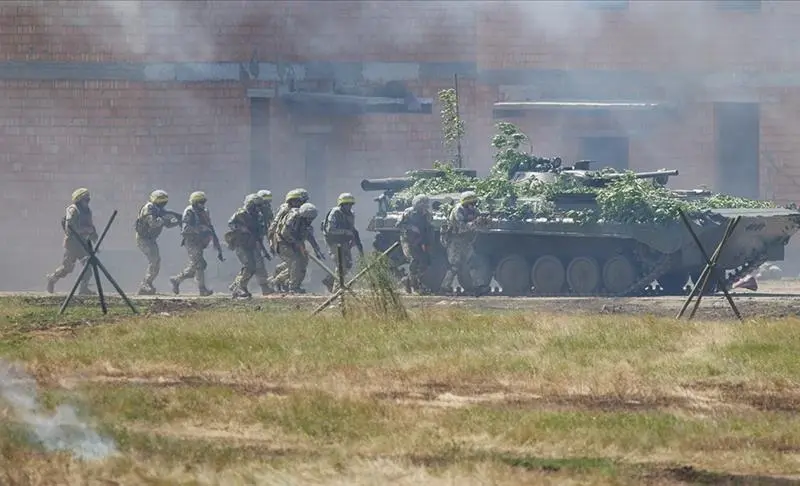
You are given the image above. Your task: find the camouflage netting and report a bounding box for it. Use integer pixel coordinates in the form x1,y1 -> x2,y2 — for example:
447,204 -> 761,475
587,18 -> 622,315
392,122 -> 780,224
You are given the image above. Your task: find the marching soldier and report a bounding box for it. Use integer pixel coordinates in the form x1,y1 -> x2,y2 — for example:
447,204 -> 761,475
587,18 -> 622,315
270,202 -> 319,294
440,191 -> 483,294
169,191 -> 224,296
256,189 -> 274,235
134,189 -> 181,295
269,188 -> 325,290
268,189 -> 307,291
396,194 -> 434,295
46,188 -> 99,295
321,193 -> 363,292
225,194 -> 271,298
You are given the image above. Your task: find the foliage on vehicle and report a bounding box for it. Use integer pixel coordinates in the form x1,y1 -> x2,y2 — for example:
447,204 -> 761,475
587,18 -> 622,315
390,122 -> 777,224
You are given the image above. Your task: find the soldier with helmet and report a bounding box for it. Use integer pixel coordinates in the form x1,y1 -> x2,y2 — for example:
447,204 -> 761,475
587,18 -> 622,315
225,193 -> 271,298
134,189 -> 182,295
270,202 -> 319,293
169,191 -> 224,296
46,187 -> 99,295
269,188 -> 325,291
440,190 -> 484,294
321,192 -> 363,292
396,194 -> 434,294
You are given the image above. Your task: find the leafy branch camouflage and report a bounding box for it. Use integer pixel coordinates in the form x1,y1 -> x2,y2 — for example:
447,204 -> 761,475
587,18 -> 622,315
438,88 -> 465,165
393,122 -> 779,225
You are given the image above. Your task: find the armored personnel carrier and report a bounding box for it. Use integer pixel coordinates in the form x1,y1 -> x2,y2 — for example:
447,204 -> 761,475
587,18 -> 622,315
361,161 -> 800,297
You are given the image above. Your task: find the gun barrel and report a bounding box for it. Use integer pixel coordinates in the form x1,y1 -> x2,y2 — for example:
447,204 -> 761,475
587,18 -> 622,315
405,168 -> 478,178
360,177 -> 416,192
601,169 -> 679,179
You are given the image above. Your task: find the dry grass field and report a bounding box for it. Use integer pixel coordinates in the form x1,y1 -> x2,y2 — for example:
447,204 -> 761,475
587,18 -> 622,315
1,294 -> 800,485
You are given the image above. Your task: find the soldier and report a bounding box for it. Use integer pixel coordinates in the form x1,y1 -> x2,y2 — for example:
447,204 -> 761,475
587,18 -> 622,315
134,189 -> 181,295
321,193 -> 363,292
440,191 -> 483,294
225,194 -> 271,299
396,194 -> 434,295
169,191 -> 224,296
46,188 -> 99,295
270,202 -> 319,294
270,188 -> 325,290
268,189 -> 308,290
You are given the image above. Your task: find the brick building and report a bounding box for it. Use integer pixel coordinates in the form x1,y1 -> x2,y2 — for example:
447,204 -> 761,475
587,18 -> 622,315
2,0 -> 799,291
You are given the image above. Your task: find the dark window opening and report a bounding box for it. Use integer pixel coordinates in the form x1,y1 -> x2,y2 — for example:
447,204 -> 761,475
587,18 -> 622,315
305,134 -> 331,211
250,98 -> 271,192
715,102 -> 760,199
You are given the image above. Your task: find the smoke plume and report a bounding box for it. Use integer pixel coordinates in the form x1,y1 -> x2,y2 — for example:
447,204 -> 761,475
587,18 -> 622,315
0,361 -> 117,461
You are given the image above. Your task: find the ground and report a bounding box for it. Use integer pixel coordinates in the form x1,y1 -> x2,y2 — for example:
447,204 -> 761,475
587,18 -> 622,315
1,280 -> 800,484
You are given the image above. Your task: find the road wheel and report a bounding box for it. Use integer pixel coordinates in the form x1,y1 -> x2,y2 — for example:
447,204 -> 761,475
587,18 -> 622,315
495,254 -> 530,296
531,255 -> 565,295
602,255 -> 637,295
566,256 -> 601,295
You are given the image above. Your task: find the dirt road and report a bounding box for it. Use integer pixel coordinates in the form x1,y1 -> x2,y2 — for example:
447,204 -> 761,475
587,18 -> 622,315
3,279 -> 800,321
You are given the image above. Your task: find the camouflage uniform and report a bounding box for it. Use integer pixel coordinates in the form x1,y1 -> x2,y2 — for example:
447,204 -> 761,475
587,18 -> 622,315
440,202 -> 478,292
271,204 -> 318,293
396,198 -> 434,294
170,196 -> 220,296
321,203 -> 358,292
134,197 -> 180,294
225,198 -> 269,298
252,199 -> 274,292
269,198 -> 304,288
46,197 -> 98,294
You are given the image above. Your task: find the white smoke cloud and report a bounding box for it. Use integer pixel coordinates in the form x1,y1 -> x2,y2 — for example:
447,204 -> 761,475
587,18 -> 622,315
0,361 -> 117,461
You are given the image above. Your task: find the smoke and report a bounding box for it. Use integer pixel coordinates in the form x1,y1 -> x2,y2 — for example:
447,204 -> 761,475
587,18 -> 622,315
0,361 -> 117,461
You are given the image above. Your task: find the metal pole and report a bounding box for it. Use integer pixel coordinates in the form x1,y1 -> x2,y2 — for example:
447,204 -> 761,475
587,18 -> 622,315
88,240 -> 108,315
454,73 -> 463,169
688,216 -> 741,320
311,241 -> 400,316
337,245 -> 346,316
676,216 -> 739,319
59,210 -> 138,316
93,259 -> 138,315
59,210 -> 118,315
677,211 -> 742,321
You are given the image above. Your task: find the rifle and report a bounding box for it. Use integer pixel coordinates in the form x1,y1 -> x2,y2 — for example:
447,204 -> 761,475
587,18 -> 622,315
209,225 -> 225,262
307,229 -> 326,260
352,228 -> 364,257
161,209 -> 183,229
258,237 -> 271,261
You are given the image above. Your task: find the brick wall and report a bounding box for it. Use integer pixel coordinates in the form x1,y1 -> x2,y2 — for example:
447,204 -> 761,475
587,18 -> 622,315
0,79 -> 250,290
476,1 -> 800,72
10,0 -> 475,63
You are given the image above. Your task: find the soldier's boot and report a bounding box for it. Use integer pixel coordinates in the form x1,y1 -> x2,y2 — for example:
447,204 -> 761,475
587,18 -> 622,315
45,274 -> 57,294
196,269 -> 213,297
322,275 -> 335,293
78,284 -> 95,296
440,271 -> 456,295
169,276 -> 181,295
400,276 -> 412,294
137,282 -> 156,296
232,286 -> 251,299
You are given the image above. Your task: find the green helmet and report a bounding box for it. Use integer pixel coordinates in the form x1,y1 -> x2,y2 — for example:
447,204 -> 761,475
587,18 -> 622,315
244,193 -> 260,210
298,202 -> 318,220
